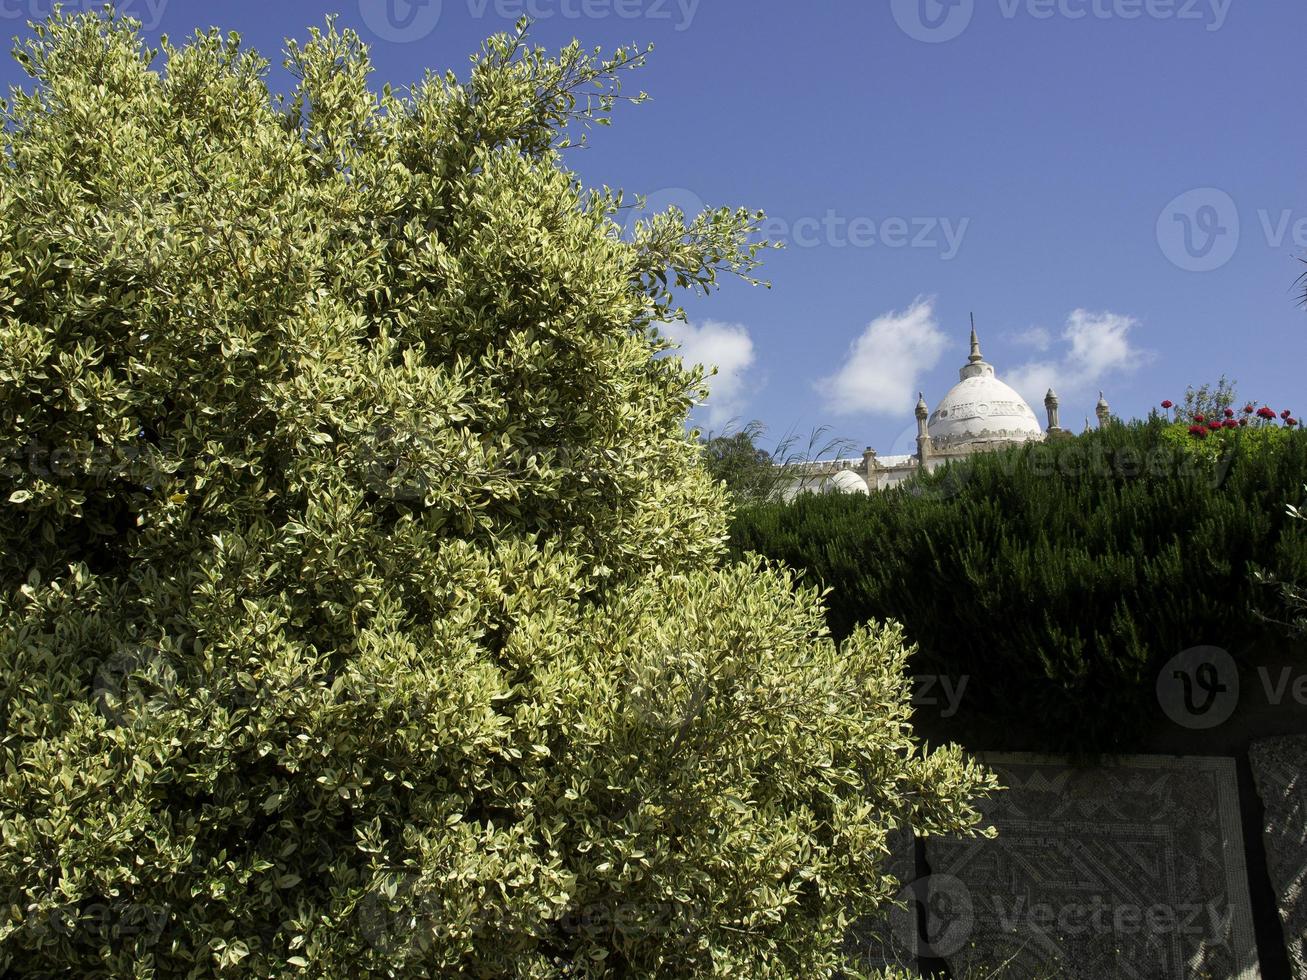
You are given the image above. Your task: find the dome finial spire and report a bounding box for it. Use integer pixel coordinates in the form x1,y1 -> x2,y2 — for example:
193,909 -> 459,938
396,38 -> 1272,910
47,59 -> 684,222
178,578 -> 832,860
959,314 -> 993,380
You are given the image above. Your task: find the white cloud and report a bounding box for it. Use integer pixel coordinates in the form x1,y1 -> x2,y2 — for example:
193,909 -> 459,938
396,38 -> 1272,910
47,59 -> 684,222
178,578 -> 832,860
1008,325 -> 1052,352
1003,360 -> 1061,405
1005,309 -> 1149,411
817,297 -> 948,417
1063,309 -> 1139,378
661,319 -> 757,427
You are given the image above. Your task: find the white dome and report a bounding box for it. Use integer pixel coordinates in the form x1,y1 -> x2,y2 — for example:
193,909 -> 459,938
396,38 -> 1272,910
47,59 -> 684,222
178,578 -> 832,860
926,328 -> 1043,451
826,469 -> 870,495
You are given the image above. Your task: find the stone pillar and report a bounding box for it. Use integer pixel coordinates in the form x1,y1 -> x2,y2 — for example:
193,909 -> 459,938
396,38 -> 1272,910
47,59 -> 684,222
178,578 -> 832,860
862,447 -> 879,492
915,392 -> 932,467
1096,391 -> 1111,429
1044,388 -> 1063,434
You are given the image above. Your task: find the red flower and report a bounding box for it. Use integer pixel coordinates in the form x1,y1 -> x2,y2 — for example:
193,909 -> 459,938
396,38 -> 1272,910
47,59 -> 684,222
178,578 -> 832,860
1239,418 -> 1249,427
1224,408 -> 1235,418
1188,425 -> 1208,440
1289,419 -> 1300,428
1161,400 -> 1174,409
1195,414 -> 1205,423
1257,407 -> 1277,420
1282,410 -> 1292,420
1223,419 -> 1238,429
1208,421 -> 1224,432
1244,404 -> 1254,414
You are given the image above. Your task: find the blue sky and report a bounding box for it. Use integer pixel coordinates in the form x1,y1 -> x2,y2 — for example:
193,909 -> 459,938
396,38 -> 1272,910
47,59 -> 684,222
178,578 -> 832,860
5,1 -> 1303,454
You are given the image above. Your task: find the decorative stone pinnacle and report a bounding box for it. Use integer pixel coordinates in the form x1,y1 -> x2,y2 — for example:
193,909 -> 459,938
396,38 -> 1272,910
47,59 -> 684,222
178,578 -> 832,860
959,319 -> 994,381
969,318 -> 983,364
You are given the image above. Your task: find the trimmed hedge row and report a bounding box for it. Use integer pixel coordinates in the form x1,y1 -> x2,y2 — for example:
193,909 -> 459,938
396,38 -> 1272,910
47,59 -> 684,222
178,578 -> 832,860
729,420 -> 1307,750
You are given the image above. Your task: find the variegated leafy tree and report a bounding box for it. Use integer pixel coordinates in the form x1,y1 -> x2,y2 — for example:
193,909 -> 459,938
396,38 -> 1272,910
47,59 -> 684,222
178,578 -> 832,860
0,10 -> 995,977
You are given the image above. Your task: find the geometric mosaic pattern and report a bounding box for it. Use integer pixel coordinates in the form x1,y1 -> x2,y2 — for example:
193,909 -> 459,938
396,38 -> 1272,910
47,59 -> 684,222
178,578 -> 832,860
1250,736 -> 1307,980
922,753 -> 1260,979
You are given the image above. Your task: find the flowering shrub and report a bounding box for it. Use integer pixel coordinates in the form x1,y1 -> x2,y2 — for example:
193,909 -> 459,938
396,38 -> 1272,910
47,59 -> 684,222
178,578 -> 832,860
1161,399 -> 1297,442
1167,376 -> 1238,426
1162,416 -> 1294,469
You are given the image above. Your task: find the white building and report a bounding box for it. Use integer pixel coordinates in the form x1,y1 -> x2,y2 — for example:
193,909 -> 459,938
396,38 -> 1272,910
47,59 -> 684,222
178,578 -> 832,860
777,324 -> 1108,500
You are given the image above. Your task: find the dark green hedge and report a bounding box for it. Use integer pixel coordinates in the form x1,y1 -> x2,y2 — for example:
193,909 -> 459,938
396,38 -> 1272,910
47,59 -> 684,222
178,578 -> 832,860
728,420 -> 1307,751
